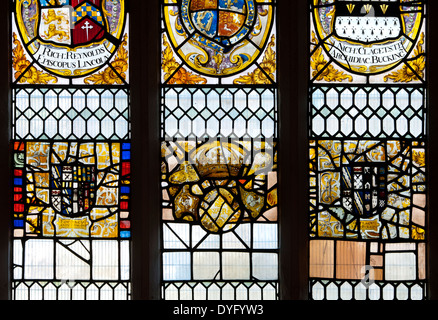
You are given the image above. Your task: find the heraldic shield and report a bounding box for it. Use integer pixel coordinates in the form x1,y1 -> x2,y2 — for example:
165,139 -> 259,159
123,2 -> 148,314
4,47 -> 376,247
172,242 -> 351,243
14,0 -> 126,78
334,0 -> 402,44
50,162 -> 97,218
184,0 -> 256,50
38,0 -> 106,46
312,0 -> 424,75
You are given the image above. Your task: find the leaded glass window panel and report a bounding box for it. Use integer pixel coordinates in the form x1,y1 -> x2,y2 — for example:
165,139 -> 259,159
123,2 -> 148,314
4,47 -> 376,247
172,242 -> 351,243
309,0 -> 427,300
11,0 -> 131,300
161,0 -> 278,300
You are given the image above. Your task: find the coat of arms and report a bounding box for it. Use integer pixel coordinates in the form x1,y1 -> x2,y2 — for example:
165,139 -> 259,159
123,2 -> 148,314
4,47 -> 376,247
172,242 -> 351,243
312,0 -> 425,75
14,0 -> 127,78
38,0 -> 106,46
51,163 -> 97,217
187,0 -> 252,49
333,1 -> 402,44
164,0 -> 273,77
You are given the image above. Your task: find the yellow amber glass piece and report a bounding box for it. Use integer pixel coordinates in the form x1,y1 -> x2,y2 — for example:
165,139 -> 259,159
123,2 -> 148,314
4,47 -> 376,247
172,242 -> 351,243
169,161 -> 200,184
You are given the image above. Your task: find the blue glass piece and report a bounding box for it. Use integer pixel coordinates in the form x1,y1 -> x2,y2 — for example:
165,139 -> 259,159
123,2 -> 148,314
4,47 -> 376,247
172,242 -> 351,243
120,231 -> 131,238
14,220 -> 24,227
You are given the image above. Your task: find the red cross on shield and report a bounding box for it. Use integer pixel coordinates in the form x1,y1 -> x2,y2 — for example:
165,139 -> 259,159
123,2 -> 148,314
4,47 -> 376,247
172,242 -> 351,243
71,0 -> 105,45
72,17 -> 105,45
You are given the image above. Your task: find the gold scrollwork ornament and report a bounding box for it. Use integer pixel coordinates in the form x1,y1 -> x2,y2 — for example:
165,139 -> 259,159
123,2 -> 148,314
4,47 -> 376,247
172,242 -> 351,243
384,33 -> 425,83
12,32 -> 58,84
84,34 -> 129,85
310,31 -> 353,83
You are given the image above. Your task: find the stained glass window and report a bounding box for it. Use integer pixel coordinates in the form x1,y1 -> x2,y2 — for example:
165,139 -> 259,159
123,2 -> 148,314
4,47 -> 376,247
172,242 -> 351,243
11,0 -> 130,300
161,0 -> 278,300
309,0 -> 427,300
